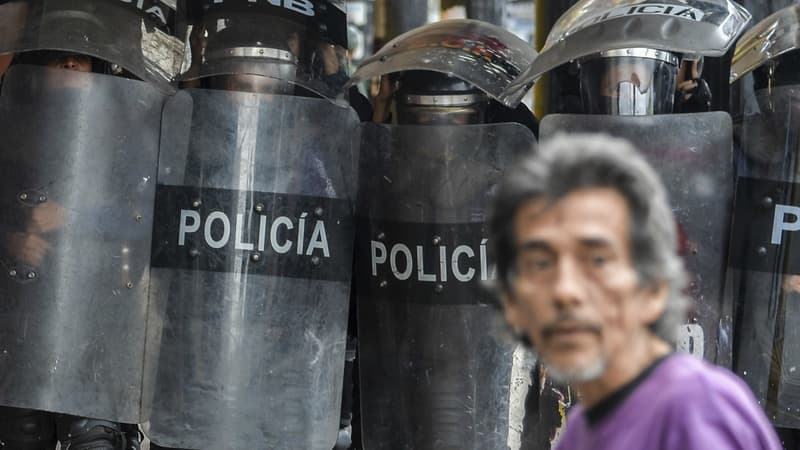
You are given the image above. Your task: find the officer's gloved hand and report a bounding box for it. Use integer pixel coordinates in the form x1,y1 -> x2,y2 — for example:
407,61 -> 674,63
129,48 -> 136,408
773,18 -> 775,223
372,75 -> 396,123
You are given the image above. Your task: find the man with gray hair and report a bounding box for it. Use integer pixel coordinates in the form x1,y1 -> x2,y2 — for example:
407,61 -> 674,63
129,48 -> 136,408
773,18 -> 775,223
491,133 -> 781,449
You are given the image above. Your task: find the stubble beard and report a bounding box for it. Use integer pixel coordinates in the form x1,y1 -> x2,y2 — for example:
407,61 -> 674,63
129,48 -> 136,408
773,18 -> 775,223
543,353 -> 608,384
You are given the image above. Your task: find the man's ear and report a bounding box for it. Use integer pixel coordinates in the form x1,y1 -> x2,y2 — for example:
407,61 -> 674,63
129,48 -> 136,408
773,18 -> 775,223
640,281 -> 669,325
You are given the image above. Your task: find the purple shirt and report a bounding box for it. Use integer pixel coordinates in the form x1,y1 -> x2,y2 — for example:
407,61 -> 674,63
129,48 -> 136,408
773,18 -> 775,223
554,353 -> 781,450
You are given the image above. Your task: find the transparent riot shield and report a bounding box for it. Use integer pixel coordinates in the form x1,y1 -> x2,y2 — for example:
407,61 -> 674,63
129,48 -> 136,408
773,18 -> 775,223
356,122 -> 539,449
540,112 -> 734,365
0,65 -> 165,423
144,89 -> 360,450
729,86 -> 800,428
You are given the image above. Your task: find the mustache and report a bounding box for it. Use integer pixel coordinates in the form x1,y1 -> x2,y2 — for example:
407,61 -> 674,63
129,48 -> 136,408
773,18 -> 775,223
541,315 -> 602,340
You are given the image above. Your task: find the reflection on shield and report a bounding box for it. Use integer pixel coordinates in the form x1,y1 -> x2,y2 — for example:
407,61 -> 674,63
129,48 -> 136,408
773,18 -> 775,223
144,88 -> 359,450
0,65 -> 165,423
356,122 -> 541,449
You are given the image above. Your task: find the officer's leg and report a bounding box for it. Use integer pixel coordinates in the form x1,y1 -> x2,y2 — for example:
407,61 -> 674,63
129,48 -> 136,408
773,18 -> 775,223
56,416 -> 140,450
0,406 -> 57,450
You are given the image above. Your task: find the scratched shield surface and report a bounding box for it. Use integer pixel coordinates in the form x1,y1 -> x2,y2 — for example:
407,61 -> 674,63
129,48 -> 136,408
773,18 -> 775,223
355,122 -> 543,449
0,65 -> 164,423
541,112 -> 735,367
143,88 -> 360,450
728,86 -> 800,427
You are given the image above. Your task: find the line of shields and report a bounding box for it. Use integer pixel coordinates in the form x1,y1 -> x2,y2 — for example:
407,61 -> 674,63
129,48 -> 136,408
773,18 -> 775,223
2,0 -> 800,448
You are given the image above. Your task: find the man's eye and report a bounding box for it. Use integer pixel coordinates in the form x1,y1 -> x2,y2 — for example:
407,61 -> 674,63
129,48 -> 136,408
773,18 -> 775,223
589,254 -> 608,267
523,257 -> 552,272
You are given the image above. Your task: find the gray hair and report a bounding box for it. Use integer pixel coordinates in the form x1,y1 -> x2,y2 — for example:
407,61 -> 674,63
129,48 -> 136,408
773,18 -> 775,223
490,133 -> 688,344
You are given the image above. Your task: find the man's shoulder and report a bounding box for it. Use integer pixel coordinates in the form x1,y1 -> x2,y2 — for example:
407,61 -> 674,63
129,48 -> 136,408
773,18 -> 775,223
651,354 -> 780,449
654,353 -> 755,406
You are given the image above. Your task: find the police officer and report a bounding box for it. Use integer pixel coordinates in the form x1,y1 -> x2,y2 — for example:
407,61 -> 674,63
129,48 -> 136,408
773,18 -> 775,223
144,2 -> 363,449
728,5 -> 800,447
349,19 -> 542,449
0,1 -> 184,449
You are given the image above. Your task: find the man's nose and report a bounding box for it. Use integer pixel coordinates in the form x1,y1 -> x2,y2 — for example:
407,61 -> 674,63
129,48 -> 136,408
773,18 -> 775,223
59,56 -> 81,71
553,257 -> 585,308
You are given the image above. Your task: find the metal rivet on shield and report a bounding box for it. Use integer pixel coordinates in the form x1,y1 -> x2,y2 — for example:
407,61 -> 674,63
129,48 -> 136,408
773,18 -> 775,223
8,269 -> 16,277
763,196 -> 774,209
135,215 -> 143,223
315,207 -> 324,217
251,253 -> 262,262
189,248 -> 200,258
432,236 -> 442,246
377,232 -> 386,241
126,282 -> 133,289
18,193 -> 27,201
434,284 -> 444,294
38,195 -> 47,203
757,246 -> 768,256
379,280 -> 388,288
311,256 -> 321,266
26,271 -> 36,280
192,200 -> 202,209
254,203 -> 265,214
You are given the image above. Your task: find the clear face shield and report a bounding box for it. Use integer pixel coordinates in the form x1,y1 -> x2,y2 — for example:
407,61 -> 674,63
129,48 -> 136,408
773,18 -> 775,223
579,49 -> 679,115
0,0 -> 184,93
200,46 -> 298,95
751,51 -> 800,113
395,92 -> 489,126
392,71 -> 490,126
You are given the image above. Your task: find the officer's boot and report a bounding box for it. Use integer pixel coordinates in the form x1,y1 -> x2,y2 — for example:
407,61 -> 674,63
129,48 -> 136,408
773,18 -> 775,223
56,417 -> 139,450
0,406 -> 57,450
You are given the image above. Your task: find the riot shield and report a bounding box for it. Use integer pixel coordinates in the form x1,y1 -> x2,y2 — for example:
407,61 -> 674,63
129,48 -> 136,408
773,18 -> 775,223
0,64 -> 165,422
356,122 -> 539,449
540,112 -> 734,365
144,89 -> 359,450
729,86 -> 800,428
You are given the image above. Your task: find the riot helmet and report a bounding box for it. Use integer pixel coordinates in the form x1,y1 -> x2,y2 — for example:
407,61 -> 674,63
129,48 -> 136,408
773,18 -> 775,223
0,0 -> 185,92
198,17 -> 299,95
579,48 -> 679,115
729,5 -> 800,164
503,0 -> 751,112
183,0 -> 350,100
753,51 -> 800,89
393,70 -> 490,125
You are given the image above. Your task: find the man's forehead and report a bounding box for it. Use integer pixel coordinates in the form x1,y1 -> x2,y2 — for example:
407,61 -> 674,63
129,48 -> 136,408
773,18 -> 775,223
514,188 -> 632,240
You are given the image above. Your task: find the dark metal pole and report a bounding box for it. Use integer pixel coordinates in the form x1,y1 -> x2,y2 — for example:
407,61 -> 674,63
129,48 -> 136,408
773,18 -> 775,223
385,0 -> 429,39
466,0 -> 505,25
